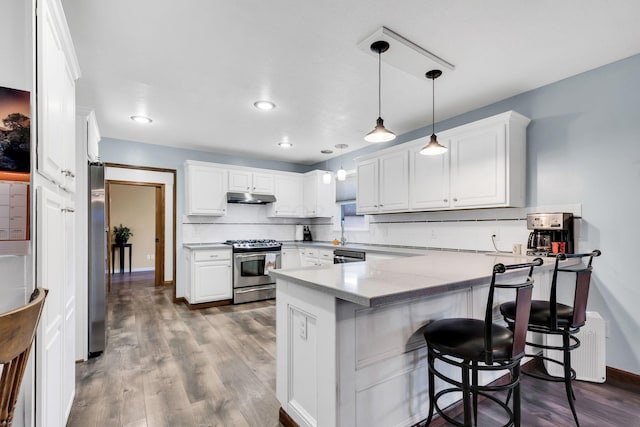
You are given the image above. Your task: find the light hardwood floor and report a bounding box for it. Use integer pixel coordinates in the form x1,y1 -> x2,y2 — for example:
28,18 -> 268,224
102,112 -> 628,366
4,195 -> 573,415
68,272 -> 640,427
68,272 -> 280,427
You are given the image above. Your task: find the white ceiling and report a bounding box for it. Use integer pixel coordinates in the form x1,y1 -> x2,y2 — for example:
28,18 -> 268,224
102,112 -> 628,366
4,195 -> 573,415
63,0 -> 640,165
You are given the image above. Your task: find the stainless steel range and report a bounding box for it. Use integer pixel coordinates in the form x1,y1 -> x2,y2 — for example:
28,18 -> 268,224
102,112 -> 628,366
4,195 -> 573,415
224,239 -> 282,304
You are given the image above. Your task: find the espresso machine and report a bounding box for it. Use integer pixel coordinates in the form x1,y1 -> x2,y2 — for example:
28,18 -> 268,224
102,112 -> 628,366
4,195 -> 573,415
526,212 -> 574,256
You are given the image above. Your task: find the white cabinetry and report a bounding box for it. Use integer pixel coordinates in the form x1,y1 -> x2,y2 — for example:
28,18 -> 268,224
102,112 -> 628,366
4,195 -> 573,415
360,111 -> 529,214
37,0 -> 80,193
409,139 -> 451,210
76,107 -> 101,162
300,247 -> 334,266
356,150 -> 409,214
185,248 -> 233,304
185,161 -> 228,216
228,170 -> 275,194
35,1 -> 80,425
445,111 -> 529,209
36,186 -> 76,426
281,247 -> 301,269
303,171 -> 335,218
270,174 -> 303,217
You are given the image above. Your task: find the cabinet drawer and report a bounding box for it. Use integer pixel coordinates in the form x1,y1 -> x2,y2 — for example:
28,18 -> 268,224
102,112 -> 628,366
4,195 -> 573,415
194,249 -> 231,262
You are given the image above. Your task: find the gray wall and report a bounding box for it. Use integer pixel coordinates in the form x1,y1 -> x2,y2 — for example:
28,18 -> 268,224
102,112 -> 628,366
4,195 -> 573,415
101,53 -> 640,375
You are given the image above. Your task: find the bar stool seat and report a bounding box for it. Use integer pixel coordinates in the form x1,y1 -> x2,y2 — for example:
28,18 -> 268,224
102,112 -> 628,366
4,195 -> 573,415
425,318 -> 515,361
423,258 -> 543,427
501,300 -> 574,328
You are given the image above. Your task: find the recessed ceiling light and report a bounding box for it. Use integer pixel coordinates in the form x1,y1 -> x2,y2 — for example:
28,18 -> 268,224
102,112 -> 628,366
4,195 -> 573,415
320,149 -> 333,154
253,100 -> 276,111
130,115 -> 152,124
278,142 -> 293,148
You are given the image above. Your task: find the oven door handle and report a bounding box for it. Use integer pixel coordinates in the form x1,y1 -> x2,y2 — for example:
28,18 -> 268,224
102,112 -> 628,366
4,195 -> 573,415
235,284 -> 276,294
234,253 -> 281,259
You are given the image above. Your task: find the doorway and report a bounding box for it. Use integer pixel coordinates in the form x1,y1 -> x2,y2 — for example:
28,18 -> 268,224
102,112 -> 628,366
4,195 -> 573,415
107,181 -> 165,287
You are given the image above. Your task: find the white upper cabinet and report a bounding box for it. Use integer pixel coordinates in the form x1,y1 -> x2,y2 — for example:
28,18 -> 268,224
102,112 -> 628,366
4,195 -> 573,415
37,0 -> 80,192
269,174 -> 303,217
185,161 -> 228,216
76,107 -> 101,162
302,170 -> 335,218
228,170 -> 275,194
356,149 -> 409,214
445,111 -> 530,209
359,111 -> 530,214
356,158 -> 379,213
409,139 -> 451,210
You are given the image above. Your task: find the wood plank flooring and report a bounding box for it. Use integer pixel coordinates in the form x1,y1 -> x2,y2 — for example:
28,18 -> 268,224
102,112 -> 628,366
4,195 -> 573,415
68,272 -> 280,427
68,272 -> 640,427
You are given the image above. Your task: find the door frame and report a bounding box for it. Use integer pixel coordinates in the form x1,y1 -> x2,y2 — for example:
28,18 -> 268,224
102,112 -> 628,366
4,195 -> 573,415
106,180 -> 165,287
104,163 -> 177,297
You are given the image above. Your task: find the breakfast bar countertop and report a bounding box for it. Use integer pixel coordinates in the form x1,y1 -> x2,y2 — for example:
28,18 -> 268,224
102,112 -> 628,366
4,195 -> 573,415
270,251 -> 572,307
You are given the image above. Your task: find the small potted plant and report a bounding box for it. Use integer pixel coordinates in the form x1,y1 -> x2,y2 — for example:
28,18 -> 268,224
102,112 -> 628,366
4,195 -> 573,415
113,224 -> 133,245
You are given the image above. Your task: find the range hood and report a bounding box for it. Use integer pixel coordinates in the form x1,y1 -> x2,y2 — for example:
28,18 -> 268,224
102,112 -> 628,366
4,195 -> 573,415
226,192 -> 276,204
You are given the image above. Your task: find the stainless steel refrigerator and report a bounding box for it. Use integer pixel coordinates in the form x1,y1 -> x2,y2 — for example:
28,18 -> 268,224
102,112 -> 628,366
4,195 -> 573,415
88,162 -> 107,356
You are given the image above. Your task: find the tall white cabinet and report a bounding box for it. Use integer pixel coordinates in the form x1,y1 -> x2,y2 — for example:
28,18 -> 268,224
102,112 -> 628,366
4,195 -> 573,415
35,0 -> 81,426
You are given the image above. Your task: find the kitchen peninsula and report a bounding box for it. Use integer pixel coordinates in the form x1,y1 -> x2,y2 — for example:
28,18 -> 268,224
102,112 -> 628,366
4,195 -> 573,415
271,251 -> 572,427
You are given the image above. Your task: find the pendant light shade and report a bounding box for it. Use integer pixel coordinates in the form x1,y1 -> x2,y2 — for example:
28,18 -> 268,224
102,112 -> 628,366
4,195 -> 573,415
420,69 -> 448,156
365,41 -> 395,143
335,144 -> 348,181
323,171 -> 332,184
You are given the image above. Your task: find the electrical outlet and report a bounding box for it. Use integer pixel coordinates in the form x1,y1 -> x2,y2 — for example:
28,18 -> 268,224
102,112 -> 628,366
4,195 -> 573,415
146,254 -> 151,260
299,316 -> 307,340
491,228 -> 500,242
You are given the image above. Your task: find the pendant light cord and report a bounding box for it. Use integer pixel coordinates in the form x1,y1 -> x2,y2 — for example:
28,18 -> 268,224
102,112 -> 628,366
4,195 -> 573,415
377,49 -> 382,117
432,75 -> 435,135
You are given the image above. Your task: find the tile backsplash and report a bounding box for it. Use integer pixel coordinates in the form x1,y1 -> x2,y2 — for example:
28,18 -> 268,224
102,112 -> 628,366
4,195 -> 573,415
183,202 -> 582,252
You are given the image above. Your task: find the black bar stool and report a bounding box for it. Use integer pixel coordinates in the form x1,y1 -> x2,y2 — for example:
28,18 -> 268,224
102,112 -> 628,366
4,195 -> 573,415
423,258 -> 543,427
499,250 -> 601,427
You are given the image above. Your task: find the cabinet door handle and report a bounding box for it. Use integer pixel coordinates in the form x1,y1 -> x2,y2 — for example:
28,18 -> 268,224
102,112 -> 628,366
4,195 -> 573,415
444,199 -> 448,202
374,205 -> 378,207
453,198 -> 458,202
209,255 -> 218,258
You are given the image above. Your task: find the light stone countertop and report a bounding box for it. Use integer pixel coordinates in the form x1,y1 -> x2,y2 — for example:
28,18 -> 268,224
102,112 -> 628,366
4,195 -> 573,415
270,251 -> 573,307
280,240 -> 433,256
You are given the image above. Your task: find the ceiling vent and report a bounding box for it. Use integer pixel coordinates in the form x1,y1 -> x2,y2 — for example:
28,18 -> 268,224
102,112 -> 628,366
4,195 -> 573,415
358,26 -> 455,80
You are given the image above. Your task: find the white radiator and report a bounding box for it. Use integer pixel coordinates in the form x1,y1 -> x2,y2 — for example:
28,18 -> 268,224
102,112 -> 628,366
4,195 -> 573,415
543,311 -> 606,383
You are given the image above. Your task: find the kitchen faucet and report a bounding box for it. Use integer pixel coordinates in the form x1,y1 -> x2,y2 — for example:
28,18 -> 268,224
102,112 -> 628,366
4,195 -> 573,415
340,217 -> 347,246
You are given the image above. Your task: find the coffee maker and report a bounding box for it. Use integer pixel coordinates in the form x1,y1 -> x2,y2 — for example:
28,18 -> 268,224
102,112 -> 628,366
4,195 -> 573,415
526,213 -> 574,256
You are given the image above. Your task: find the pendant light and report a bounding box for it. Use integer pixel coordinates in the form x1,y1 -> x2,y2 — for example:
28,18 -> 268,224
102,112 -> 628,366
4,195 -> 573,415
364,41 -> 396,143
420,69 -> 448,156
335,144 -> 348,181
321,151 -> 333,184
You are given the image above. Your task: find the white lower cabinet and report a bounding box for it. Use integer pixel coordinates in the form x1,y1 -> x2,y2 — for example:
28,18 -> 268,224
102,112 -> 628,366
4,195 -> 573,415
281,247 -> 301,269
185,248 -> 232,304
299,247 -> 334,266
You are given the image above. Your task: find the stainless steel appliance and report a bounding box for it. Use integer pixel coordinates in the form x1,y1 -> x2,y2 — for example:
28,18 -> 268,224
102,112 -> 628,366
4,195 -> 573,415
88,163 -> 107,356
526,212 -> 574,256
225,239 -> 282,304
333,248 -> 366,263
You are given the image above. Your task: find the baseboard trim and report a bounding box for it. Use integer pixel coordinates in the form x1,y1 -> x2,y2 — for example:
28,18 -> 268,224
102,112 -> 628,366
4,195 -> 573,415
279,407 -> 299,427
173,296 -> 186,304
184,299 -> 232,310
163,280 -> 174,286
606,366 -> 640,388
